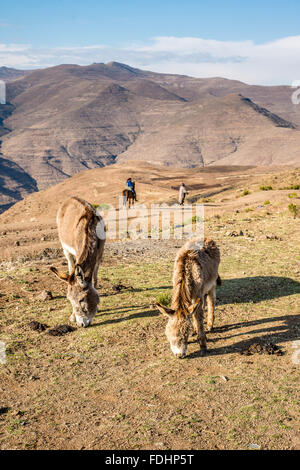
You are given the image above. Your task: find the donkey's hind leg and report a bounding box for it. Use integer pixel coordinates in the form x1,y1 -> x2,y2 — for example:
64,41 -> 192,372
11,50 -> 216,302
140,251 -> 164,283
93,242 -> 105,288
93,259 -> 101,289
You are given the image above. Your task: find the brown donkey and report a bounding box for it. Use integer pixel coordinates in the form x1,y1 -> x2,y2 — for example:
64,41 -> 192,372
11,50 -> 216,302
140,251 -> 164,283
50,197 -> 105,327
156,238 -> 221,358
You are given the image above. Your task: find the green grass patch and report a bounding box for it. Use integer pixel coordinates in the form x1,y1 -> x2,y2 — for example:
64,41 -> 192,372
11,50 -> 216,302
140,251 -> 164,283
156,292 -> 172,306
288,203 -> 299,218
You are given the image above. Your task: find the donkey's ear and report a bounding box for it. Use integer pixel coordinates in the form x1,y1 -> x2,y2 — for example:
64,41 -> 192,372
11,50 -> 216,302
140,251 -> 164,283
155,302 -> 175,317
188,297 -> 201,314
75,265 -> 87,288
50,266 -> 70,283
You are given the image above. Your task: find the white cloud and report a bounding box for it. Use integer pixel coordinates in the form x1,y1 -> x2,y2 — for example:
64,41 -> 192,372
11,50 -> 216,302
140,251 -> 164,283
135,37 -> 255,57
0,36 -> 300,85
0,43 -> 30,52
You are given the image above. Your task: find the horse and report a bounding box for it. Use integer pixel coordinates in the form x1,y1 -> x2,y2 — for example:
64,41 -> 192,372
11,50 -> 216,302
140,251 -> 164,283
122,189 -> 135,208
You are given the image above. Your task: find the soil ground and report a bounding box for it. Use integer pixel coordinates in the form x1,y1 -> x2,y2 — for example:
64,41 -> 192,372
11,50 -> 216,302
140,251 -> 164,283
0,165 -> 300,450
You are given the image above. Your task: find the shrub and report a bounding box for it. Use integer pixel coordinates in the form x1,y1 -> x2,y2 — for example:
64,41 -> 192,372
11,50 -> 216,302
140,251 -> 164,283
288,203 -> 299,219
192,215 -> 203,223
260,185 -> 273,191
156,292 -> 172,307
288,192 -> 298,199
264,200 -> 270,205
279,184 -> 300,190
99,203 -> 111,210
92,203 -> 111,210
242,189 -> 250,196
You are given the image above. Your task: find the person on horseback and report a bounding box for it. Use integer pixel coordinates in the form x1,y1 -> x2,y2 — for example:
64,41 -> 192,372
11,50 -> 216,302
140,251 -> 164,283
126,178 -> 137,201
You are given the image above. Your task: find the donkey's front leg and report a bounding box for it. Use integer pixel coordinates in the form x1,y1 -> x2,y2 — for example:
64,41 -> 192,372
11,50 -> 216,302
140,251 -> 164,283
206,287 -> 216,332
63,248 -> 76,275
192,303 -> 207,355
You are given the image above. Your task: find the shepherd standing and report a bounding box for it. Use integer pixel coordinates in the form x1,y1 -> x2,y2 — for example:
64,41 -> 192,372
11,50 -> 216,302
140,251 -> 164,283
178,182 -> 188,205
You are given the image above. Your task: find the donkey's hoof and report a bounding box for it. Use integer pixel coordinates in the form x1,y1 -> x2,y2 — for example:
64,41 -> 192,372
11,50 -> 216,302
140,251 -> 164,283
175,353 -> 186,359
199,348 -> 207,357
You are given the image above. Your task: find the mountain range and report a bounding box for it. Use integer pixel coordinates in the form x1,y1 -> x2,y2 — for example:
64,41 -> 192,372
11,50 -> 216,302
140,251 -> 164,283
0,66 -> 32,82
0,61 -> 300,212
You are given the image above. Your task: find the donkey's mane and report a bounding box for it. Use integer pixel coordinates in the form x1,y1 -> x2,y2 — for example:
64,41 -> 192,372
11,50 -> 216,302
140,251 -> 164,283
73,198 -> 99,278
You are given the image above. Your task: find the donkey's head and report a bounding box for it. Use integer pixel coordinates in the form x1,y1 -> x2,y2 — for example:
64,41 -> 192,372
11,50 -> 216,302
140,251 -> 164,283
50,265 -> 99,327
155,299 -> 201,358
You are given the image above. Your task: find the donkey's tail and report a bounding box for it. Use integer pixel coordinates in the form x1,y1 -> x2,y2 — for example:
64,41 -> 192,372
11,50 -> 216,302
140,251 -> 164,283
217,275 -> 222,286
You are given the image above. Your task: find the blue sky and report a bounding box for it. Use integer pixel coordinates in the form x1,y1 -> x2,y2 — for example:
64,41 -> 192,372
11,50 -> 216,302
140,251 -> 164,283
1,0 -> 300,84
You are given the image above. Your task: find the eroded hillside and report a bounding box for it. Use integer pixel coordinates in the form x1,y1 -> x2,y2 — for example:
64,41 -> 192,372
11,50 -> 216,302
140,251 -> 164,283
1,62 -> 300,211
